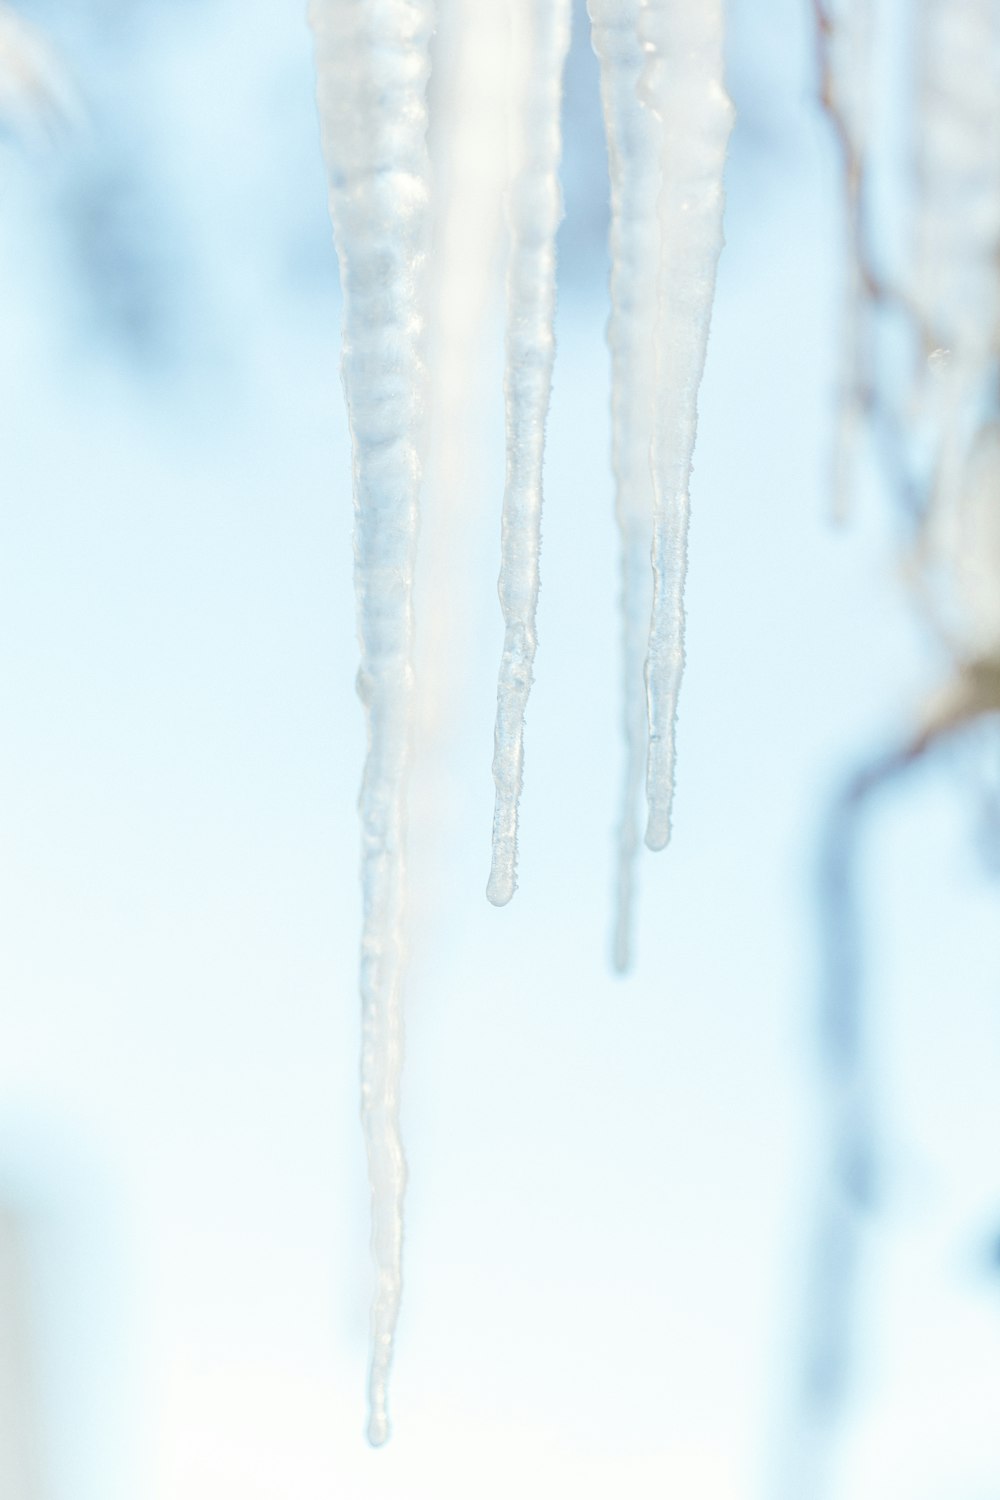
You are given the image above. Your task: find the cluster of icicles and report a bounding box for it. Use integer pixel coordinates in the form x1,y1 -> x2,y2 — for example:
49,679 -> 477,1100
313,0 -> 1000,1453
309,0 -> 731,1444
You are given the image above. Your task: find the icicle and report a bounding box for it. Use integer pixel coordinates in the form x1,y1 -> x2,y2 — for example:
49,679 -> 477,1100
408,0 -> 508,930
417,0 -> 508,742
308,0 -> 432,1448
587,0 -> 660,971
486,0 -> 571,907
639,0 -> 733,854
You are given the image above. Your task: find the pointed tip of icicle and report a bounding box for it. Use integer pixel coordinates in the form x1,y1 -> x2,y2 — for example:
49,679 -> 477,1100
366,1401 -> 390,1448
644,813 -> 671,854
486,823 -> 517,906
612,942 -> 632,977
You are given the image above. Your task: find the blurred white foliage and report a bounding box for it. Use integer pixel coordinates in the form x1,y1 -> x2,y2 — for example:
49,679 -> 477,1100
0,3 -> 78,148
818,0 -> 1000,744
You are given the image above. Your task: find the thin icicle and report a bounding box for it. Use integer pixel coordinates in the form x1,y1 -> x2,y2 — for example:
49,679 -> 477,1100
639,0 -> 733,853
308,0 -> 432,1448
486,0 -> 571,907
587,0 -> 660,971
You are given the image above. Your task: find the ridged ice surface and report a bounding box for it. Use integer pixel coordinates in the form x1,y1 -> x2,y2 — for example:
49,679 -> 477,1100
639,0 -> 733,853
587,0 -> 660,970
309,0 -> 432,1448
487,0 -> 571,907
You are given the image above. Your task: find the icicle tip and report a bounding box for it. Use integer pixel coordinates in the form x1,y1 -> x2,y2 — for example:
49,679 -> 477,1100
612,940 -> 632,976
367,1357 -> 392,1447
486,848 -> 516,906
366,1411 -> 390,1448
644,809 -> 671,854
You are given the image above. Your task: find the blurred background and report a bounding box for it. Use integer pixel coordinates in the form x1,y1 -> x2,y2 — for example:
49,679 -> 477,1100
0,0 -> 998,1496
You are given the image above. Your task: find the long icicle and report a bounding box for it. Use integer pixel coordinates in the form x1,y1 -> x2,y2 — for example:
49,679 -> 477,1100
308,0 -> 432,1447
587,0 -> 660,971
487,0 -> 571,907
639,0 -> 733,853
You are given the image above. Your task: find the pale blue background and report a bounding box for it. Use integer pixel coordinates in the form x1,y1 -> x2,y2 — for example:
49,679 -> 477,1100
0,1 -> 998,1496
